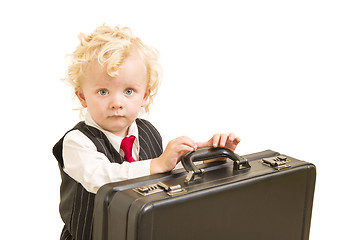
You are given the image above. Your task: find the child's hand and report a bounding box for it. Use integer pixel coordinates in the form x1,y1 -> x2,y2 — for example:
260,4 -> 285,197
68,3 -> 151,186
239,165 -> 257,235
150,136 -> 197,174
196,133 -> 240,152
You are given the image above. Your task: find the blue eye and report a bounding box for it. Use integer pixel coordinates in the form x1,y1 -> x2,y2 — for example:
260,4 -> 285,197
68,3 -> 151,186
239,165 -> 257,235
98,89 -> 109,96
124,89 -> 134,95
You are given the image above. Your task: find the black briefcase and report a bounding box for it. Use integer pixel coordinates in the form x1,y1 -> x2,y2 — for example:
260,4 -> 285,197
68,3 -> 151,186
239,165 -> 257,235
94,148 -> 316,240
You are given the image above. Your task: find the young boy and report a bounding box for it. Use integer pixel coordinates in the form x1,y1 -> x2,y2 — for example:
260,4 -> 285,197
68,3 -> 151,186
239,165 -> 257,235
53,24 -> 240,240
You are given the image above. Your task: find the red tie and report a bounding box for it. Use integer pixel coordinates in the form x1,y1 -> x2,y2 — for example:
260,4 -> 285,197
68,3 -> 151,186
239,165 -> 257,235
120,135 -> 136,163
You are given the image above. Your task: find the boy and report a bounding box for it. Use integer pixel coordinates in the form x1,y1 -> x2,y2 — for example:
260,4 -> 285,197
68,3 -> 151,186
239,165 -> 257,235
53,24 -> 240,240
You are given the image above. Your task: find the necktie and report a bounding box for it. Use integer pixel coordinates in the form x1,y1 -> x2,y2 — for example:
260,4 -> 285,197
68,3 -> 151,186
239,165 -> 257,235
120,135 -> 136,163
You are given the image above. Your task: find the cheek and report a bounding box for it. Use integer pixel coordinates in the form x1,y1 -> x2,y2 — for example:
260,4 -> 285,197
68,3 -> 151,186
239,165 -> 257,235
127,98 -> 144,114
87,97 -> 106,112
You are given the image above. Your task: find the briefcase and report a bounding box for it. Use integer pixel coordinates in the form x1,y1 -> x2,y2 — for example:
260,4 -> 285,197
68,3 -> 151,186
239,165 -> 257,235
94,148 -> 316,240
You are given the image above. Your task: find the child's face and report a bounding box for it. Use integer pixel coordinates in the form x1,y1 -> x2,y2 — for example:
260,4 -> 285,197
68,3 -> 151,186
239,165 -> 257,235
75,51 -> 149,137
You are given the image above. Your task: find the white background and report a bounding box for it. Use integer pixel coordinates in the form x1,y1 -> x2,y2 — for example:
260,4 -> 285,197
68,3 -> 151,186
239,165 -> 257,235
1,0 -> 359,239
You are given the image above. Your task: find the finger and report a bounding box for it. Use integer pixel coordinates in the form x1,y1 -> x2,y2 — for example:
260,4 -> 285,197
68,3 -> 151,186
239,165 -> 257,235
228,133 -> 241,147
178,136 -> 197,150
225,136 -> 241,152
195,141 -> 207,148
212,134 -> 221,148
179,144 -> 197,153
176,136 -> 194,145
219,133 -> 228,147
228,132 -> 236,142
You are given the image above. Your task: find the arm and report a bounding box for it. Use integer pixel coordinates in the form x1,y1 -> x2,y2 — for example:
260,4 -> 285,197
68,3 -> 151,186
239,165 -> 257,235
63,130 -> 152,194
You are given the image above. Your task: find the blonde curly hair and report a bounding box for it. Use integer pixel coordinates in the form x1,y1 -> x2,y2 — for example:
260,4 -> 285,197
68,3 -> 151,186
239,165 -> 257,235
64,24 -> 161,114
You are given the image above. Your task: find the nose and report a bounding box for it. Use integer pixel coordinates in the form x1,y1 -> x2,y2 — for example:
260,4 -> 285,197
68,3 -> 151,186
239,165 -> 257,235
110,94 -> 124,110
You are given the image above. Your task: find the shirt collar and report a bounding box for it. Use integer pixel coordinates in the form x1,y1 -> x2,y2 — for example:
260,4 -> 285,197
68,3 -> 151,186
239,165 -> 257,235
84,112 -> 139,152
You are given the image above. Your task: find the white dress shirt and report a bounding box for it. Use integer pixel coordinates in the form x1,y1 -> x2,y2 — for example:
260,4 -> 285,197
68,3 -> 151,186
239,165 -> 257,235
62,113 -> 153,194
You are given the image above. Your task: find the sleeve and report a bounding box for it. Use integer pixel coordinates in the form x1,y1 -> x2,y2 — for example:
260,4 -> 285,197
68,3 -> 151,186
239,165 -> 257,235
63,130 -> 152,194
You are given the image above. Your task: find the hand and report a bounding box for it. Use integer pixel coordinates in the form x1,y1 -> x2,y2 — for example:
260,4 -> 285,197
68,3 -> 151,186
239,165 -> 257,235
196,133 -> 240,152
150,136 -> 197,174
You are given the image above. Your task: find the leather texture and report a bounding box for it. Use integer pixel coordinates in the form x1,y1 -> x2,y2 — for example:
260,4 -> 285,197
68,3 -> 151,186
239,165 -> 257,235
94,149 -> 316,240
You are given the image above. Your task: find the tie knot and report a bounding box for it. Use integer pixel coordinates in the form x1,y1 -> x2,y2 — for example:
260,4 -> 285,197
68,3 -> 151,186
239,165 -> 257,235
120,135 -> 136,163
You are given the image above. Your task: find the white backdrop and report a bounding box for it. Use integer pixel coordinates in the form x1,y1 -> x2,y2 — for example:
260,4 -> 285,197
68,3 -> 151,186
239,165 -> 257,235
1,0 -> 359,239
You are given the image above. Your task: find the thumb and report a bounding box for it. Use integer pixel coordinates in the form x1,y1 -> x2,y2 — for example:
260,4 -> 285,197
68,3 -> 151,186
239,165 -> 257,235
195,141 -> 210,148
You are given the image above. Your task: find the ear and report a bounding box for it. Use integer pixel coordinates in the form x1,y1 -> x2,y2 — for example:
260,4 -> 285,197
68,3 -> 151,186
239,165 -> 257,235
75,87 -> 87,108
141,88 -> 151,107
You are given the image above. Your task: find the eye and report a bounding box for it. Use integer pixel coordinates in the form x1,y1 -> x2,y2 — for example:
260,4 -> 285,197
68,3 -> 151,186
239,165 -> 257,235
124,88 -> 134,95
97,89 -> 109,96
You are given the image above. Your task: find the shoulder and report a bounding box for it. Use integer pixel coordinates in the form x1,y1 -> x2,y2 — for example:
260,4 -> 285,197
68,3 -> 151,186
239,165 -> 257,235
61,121 -> 99,149
53,122 -> 97,167
136,118 -> 153,127
63,129 -> 96,150
136,118 -> 161,136
136,118 -> 163,157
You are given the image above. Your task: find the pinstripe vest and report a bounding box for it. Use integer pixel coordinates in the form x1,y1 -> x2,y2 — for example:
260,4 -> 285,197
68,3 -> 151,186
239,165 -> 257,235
53,119 -> 163,240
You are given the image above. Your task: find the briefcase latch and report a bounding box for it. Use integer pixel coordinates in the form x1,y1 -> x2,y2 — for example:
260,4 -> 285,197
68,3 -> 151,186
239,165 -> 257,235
133,182 -> 187,197
261,155 -> 291,170
184,169 -> 205,183
157,182 -> 187,197
133,183 -> 163,196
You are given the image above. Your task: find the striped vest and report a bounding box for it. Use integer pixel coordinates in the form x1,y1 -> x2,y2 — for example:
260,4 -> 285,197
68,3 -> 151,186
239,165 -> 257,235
53,119 -> 163,240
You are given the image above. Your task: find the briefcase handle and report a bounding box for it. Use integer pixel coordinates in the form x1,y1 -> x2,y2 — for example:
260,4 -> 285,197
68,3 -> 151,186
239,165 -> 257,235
181,147 -> 250,183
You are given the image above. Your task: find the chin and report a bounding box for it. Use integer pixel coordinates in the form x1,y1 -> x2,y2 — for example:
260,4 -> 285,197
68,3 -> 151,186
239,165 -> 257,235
103,127 -> 126,136
106,123 -> 130,135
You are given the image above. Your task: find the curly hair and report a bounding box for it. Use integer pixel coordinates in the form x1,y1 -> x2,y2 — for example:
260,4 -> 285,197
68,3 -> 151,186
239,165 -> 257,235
64,24 -> 161,114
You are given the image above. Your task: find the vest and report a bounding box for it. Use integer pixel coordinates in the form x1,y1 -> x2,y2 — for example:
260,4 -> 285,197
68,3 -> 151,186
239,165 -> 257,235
53,119 -> 163,240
